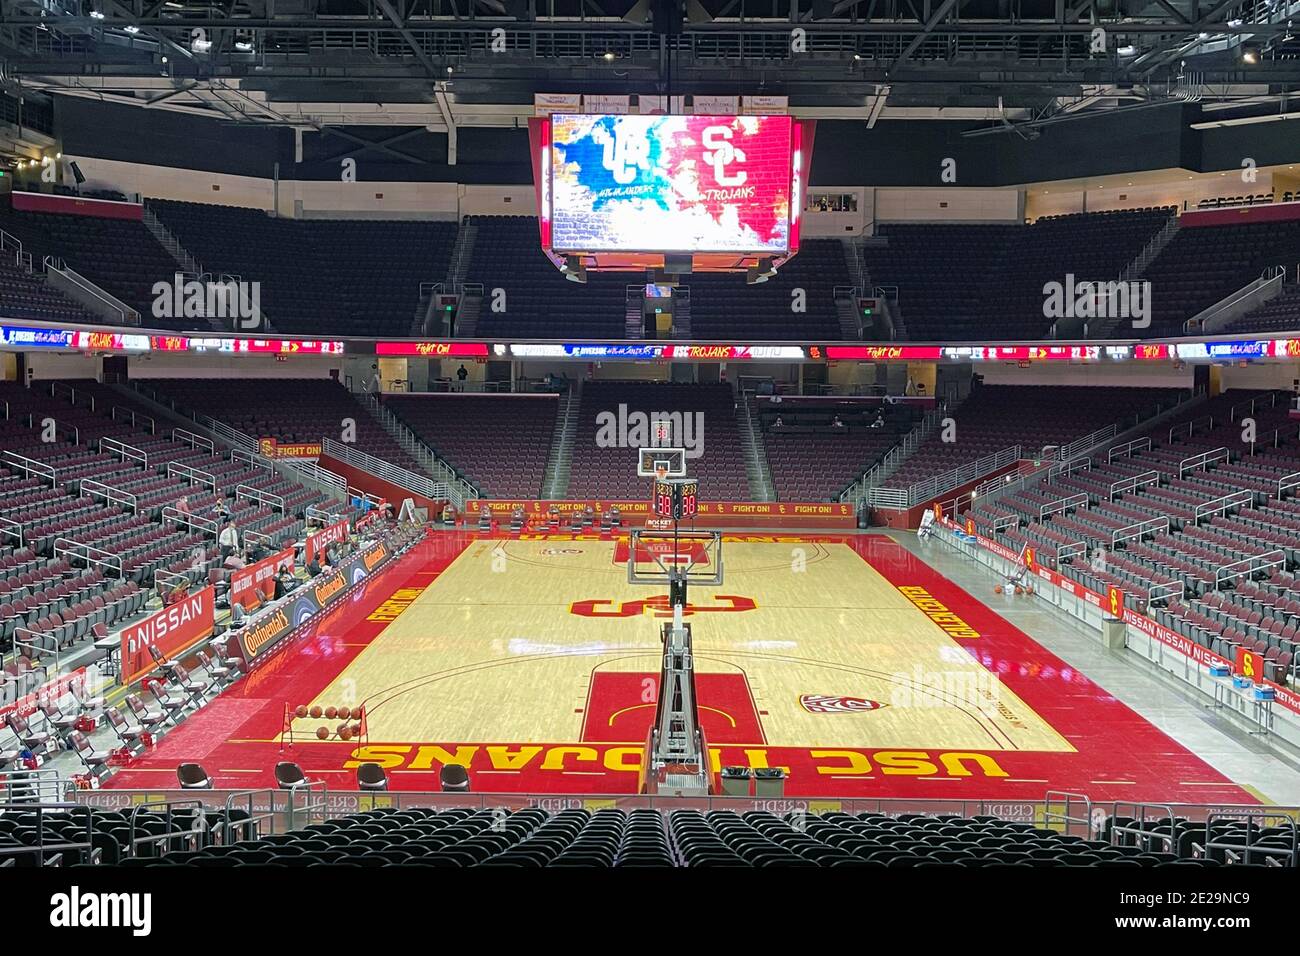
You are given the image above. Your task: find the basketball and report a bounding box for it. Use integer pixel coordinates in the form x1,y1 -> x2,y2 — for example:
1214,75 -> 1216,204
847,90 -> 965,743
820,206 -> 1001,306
309,706 -> 322,719
994,585 -> 1003,594
325,706 -> 337,719
339,725 -> 353,741
295,705 -> 307,718
338,706 -> 351,719
315,727 -> 329,740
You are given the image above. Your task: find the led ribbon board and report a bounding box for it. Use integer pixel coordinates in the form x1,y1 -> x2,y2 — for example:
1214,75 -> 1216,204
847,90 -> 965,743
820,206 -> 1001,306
549,114 -> 793,254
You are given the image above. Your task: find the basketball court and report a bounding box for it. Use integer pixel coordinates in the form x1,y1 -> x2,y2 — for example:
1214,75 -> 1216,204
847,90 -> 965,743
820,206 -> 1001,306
104,529 -> 1258,803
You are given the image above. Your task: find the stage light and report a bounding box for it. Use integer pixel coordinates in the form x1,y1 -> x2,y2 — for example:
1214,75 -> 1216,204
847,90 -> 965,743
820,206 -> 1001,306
123,24 -> 139,33
1241,45 -> 1260,64
603,51 -> 616,61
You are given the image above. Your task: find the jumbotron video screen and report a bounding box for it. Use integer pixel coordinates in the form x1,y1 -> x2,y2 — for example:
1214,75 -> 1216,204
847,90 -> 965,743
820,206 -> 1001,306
548,113 -> 794,254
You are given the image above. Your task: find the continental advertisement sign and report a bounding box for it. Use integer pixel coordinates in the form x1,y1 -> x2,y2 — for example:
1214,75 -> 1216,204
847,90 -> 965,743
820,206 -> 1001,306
232,540 -> 401,669
465,499 -> 856,529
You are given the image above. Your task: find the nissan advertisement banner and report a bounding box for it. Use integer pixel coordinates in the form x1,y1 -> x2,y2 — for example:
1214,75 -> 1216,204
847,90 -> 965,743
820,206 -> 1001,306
120,586 -> 216,685
306,519 -> 350,565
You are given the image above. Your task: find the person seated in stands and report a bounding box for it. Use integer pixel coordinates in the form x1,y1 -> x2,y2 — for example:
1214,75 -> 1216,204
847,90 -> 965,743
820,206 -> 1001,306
213,496 -> 231,521
273,567 -> 295,600
224,549 -> 248,571
831,415 -> 844,429
218,521 -> 239,558
176,495 -> 192,517
870,409 -> 886,428
306,555 -> 323,577
773,415 -> 784,428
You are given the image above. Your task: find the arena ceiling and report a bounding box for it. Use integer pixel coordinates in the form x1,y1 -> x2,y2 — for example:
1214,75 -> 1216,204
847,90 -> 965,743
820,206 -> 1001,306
0,0 -> 1297,134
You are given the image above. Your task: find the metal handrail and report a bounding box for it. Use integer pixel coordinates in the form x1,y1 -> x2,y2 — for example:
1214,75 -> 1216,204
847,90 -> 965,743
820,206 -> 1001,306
54,536 -> 124,576
1178,446 -> 1230,477
161,506 -> 219,537
1112,515 -> 1170,548
1215,549 -> 1285,592
99,436 -> 148,468
78,479 -> 138,514
236,483 -> 286,513
172,428 -> 213,452
1109,469 -> 1161,500
168,462 -> 217,491
1194,489 -> 1255,524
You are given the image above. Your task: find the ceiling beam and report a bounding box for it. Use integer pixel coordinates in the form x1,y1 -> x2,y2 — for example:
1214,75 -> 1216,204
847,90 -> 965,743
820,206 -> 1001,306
888,0 -> 962,74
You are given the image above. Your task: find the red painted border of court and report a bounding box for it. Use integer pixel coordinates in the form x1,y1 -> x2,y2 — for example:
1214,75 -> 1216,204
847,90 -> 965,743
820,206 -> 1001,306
103,532 -> 1258,805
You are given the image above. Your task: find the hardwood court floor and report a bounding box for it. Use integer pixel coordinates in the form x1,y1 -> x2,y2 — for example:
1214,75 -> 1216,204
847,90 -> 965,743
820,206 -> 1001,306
103,530 -> 1258,803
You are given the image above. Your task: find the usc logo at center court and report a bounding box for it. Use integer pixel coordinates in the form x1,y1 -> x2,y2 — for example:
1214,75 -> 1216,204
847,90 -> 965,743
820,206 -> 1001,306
569,595 -> 757,619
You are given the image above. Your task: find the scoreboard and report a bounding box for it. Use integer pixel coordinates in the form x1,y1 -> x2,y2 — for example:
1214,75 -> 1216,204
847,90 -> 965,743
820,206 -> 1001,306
548,114 -> 794,254
653,478 -> 699,520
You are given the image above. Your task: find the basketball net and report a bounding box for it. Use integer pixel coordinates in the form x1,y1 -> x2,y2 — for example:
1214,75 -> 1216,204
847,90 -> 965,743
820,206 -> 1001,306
654,464 -> 669,481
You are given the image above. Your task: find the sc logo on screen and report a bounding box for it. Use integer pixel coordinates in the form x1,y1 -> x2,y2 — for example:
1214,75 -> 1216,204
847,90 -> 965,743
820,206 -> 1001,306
702,126 -> 748,187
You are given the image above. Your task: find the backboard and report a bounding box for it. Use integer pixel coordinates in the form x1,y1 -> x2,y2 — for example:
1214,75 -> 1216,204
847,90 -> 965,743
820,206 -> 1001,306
637,447 -> 687,478
626,529 -> 723,586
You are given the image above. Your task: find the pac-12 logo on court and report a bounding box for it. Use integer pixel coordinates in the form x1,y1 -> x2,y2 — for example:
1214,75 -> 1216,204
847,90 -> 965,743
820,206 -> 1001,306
799,694 -> 885,714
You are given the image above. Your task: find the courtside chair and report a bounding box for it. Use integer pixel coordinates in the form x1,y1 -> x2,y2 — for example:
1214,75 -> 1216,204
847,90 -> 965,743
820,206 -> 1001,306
439,763 -> 471,792
275,761 -> 310,790
356,762 -> 389,791
177,762 -> 213,789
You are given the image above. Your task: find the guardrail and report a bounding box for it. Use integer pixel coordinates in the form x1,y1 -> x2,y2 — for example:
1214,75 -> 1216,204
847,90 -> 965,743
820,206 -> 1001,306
54,536 -> 123,576
172,428 -> 213,453
1147,579 -> 1186,606
231,447 -> 274,472
99,436 -> 148,468
321,437 -> 451,503
1108,437 -> 1152,462
236,483 -> 285,513
0,450 -> 56,483
1112,515 -> 1170,548
1194,489 -> 1256,524
1230,389 -> 1283,422
1056,424 -> 1117,462
43,255 -> 140,326
1215,549 -> 1286,592
49,380 -> 93,411
1057,540 -> 1089,565
1108,469 -> 1160,500
110,405 -> 155,434
991,513 -> 1019,532
1168,415 -> 1215,443
161,506 -> 219,537
78,479 -> 138,513
168,462 -> 217,491
1039,493 -> 1089,521
1179,446 -> 1229,478
1279,471 -> 1300,499
283,458 -> 348,494
868,444 -> 1021,510
0,516 -> 21,549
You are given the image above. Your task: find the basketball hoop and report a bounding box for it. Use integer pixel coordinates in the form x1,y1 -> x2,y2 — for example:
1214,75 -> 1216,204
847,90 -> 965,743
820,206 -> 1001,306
654,462 -> 669,481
